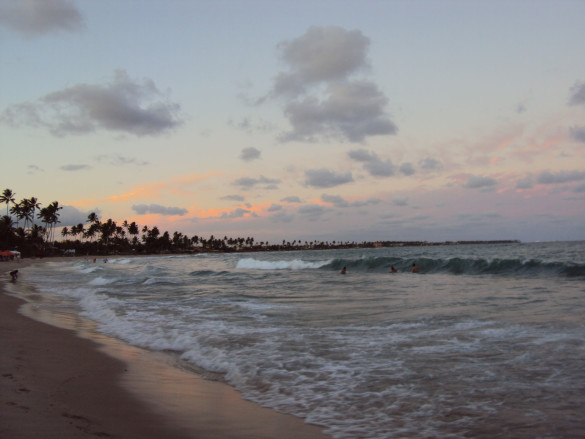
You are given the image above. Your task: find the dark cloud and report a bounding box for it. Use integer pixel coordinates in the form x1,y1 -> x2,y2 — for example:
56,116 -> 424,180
221,208 -> 251,219
267,203 -> 282,212
419,157 -> 442,171
298,204 -> 328,220
392,195 -> 409,206
305,168 -> 353,188
132,204 -> 188,216
570,126 -> 585,143
399,162 -> 415,176
0,0 -> 84,37
239,147 -> 261,161
321,194 -> 349,208
280,196 -> 301,204
348,148 -> 395,177
516,175 -> 533,189
271,26 -> 397,143
95,154 -> 149,166
269,210 -> 295,223
59,205 -> 100,227
27,164 -> 44,174
1,70 -> 182,137
232,175 -> 281,190
220,195 -> 245,202
348,149 -> 376,162
60,164 -> 91,171
536,170 -> 585,184
568,81 -> 585,106
463,175 -> 497,189
573,182 -> 585,193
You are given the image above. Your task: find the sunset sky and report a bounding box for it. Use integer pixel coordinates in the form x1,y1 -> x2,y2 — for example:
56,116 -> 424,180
1,0 -> 584,243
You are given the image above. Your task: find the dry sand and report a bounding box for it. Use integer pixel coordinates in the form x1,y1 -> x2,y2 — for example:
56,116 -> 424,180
1,258 -> 327,439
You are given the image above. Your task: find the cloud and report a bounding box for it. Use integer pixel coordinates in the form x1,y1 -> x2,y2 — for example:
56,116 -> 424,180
280,81 -> 397,143
419,157 -> 442,171
298,204 -> 328,220
568,81 -> 585,106
59,205 -> 99,227
463,175 -> 497,189
536,170 -> 585,185
281,196 -> 302,203
269,210 -> 295,223
399,162 -> 415,176
570,126 -> 585,143
1,70 -> 182,137
348,148 -> 395,177
273,26 -> 370,96
0,0 -> 84,37
60,164 -> 91,171
573,182 -> 585,193
516,174 -> 533,189
95,154 -> 149,166
305,168 -> 353,188
27,164 -> 44,174
221,208 -> 251,219
321,194 -> 349,208
132,204 -> 188,216
392,195 -> 409,206
267,203 -> 282,212
220,195 -> 245,202
232,175 -> 281,190
239,147 -> 261,161
270,26 -> 397,143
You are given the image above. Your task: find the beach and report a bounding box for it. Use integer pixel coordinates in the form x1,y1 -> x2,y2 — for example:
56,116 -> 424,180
0,258 -> 327,439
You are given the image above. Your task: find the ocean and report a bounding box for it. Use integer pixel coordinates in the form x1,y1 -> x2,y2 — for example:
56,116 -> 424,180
16,241 -> 585,438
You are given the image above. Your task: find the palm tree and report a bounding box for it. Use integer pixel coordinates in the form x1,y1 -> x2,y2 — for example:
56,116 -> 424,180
0,189 -> 15,216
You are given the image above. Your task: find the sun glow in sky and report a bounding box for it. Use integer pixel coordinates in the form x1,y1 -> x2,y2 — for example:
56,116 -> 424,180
1,0 -> 584,243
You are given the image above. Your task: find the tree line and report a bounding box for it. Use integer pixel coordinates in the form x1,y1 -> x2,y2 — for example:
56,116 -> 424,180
0,188 -> 372,257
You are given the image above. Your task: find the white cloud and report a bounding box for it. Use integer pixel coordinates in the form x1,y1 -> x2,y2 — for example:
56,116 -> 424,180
271,26 -> 397,143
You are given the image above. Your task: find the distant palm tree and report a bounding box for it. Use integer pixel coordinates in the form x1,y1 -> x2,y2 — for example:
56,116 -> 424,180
0,189 -> 15,216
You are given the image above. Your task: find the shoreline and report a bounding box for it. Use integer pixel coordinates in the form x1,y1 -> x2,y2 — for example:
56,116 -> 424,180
1,258 -> 327,439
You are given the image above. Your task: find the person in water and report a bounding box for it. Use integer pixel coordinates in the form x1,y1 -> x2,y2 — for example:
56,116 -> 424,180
9,270 -> 18,281
411,262 -> 420,273
390,266 -> 398,273
340,267 -> 347,274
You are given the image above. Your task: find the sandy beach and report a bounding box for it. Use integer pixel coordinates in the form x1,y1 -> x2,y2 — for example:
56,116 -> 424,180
1,258 -> 327,439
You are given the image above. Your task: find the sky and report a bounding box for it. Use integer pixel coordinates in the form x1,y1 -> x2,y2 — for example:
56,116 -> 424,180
1,0 -> 584,244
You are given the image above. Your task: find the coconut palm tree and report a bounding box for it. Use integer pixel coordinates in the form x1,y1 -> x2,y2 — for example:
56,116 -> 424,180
0,189 -> 15,216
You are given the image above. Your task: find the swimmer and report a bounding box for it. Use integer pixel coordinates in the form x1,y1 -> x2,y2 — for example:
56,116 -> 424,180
390,266 -> 398,273
340,267 -> 347,274
411,262 -> 420,273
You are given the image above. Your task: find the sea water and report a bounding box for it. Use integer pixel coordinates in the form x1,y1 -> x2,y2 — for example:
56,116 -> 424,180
19,242 -> 585,438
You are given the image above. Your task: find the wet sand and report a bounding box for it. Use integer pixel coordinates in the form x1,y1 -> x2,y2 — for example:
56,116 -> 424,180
1,258 -> 327,439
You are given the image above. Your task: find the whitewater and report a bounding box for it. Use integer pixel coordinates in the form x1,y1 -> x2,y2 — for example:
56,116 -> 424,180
19,241 -> 585,438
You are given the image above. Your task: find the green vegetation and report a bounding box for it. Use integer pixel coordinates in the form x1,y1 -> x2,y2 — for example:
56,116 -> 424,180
0,188 -> 519,257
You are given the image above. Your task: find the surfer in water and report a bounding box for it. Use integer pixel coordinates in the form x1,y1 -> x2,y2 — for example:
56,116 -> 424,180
390,266 -> 398,273
9,270 -> 18,282
411,263 -> 420,273
340,267 -> 347,274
